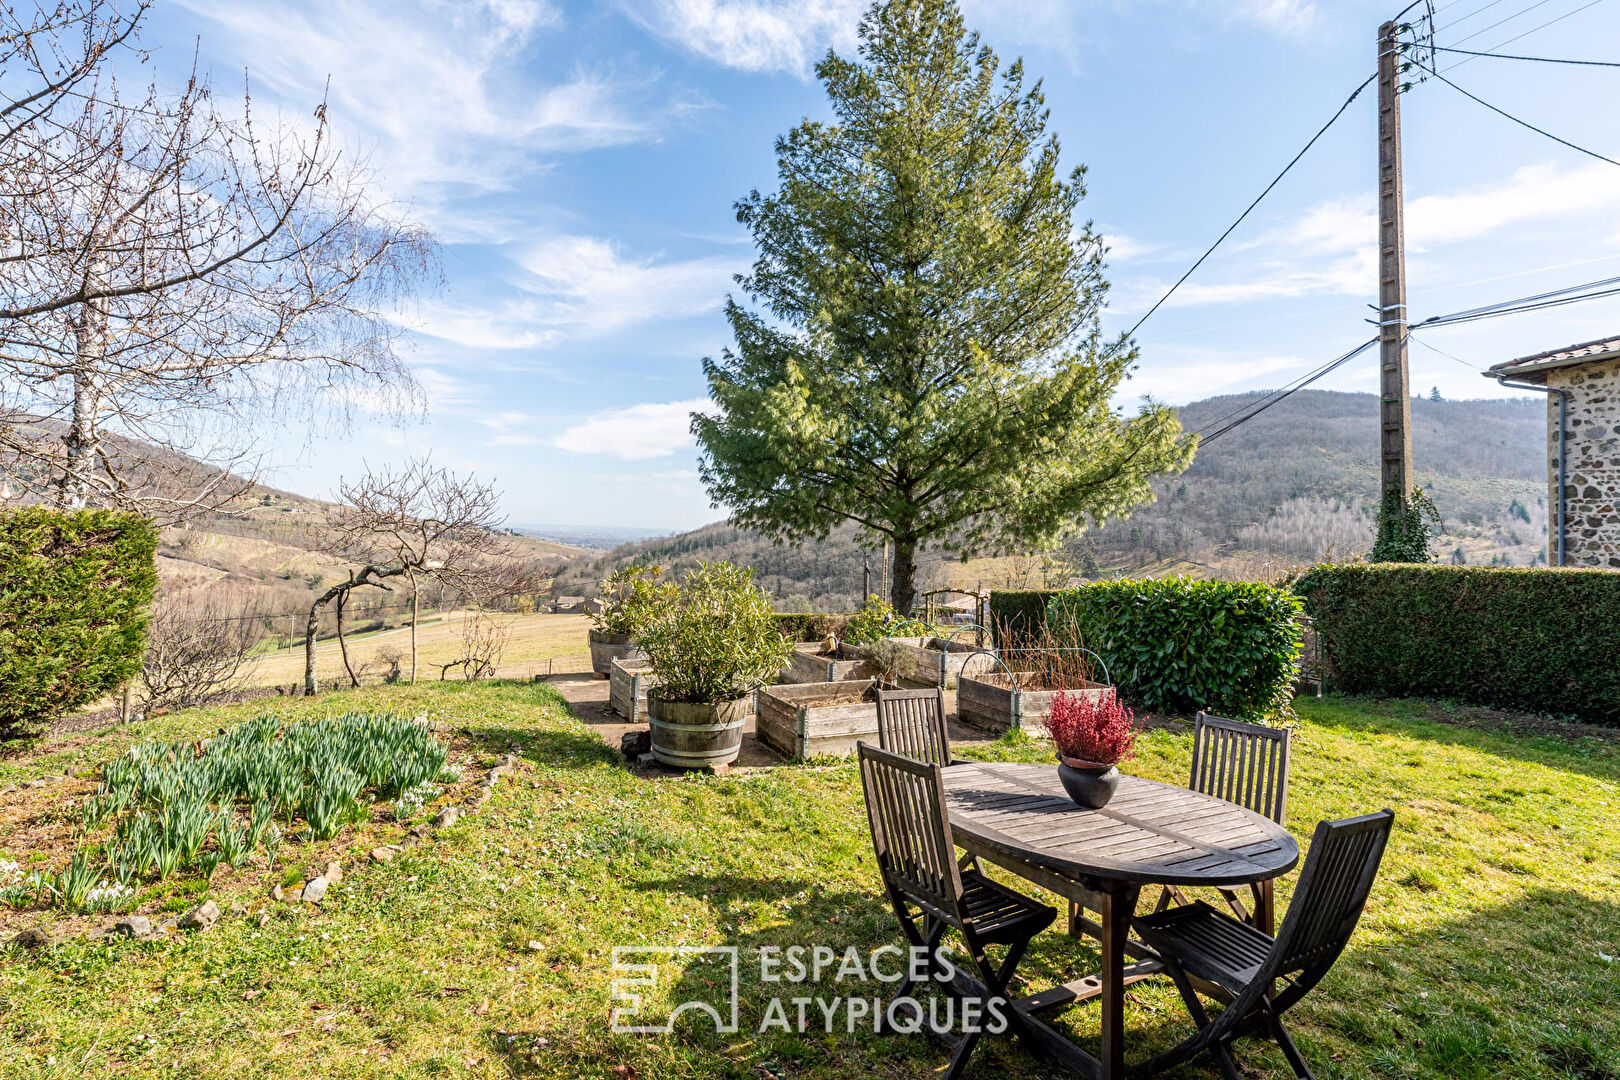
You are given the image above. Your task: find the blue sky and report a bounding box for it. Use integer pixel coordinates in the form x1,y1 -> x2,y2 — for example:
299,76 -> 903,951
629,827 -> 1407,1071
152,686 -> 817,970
137,0 -> 1620,530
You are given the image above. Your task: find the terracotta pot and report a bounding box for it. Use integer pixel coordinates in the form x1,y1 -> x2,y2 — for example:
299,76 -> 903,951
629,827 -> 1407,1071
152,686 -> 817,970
1056,754 -> 1120,809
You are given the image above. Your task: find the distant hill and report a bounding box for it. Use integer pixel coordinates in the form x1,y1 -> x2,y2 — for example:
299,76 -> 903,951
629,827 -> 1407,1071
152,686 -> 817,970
552,390 -> 1550,610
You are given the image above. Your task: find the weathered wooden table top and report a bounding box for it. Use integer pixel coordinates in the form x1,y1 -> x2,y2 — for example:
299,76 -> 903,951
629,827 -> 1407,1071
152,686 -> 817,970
941,761 -> 1299,888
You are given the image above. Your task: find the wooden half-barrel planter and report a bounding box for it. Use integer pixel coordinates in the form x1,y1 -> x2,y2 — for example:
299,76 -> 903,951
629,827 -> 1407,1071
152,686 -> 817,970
956,673 -> 1114,734
588,630 -> 644,678
778,642 -> 876,685
608,658 -> 658,723
756,680 -> 880,762
648,694 -> 752,769
876,636 -> 997,689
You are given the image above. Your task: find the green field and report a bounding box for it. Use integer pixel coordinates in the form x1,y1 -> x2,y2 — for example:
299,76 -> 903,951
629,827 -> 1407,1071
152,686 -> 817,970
3,684 -> 1618,1079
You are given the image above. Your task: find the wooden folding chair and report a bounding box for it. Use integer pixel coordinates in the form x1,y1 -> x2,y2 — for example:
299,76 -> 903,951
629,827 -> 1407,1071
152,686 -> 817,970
1156,712 -> 1292,925
875,686 -> 953,766
1133,810 -> 1395,1080
857,742 -> 1056,1080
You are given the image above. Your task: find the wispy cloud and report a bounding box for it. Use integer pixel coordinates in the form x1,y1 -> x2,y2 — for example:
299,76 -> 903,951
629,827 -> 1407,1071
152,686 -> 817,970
1116,161 -> 1620,311
618,0 -> 863,77
179,0 -> 697,233
554,398 -> 714,459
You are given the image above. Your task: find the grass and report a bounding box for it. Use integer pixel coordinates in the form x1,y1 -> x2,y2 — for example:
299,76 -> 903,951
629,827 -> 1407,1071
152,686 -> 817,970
244,612 -> 595,688
3,684 -> 1619,1079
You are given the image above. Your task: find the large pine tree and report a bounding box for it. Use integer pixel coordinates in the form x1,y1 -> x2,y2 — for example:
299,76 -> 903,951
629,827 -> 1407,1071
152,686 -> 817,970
694,0 -> 1194,612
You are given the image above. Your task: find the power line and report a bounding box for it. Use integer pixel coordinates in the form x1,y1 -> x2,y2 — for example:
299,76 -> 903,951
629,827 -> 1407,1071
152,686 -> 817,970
1428,42 -> 1620,64
1121,72 -> 1377,339
1448,0 -> 1609,65
1409,334 -> 1486,371
1418,61 -> 1620,166
1195,338 -> 1379,445
1448,0 -> 1561,46
1412,271 -> 1620,327
1434,0 -> 1515,29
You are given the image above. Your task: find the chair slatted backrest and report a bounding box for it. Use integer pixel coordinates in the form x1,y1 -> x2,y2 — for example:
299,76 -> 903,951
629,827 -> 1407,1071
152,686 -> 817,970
857,742 -> 964,921
876,687 -> 951,766
1271,810 -> 1394,981
1190,712 -> 1291,825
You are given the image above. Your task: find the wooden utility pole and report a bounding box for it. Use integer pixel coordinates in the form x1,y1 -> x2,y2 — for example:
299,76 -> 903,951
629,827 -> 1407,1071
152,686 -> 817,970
1377,20 -> 1413,503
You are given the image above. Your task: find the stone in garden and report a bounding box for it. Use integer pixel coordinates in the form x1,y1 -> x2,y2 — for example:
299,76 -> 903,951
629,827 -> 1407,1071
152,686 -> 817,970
9,928 -> 53,949
410,823 -> 432,839
370,847 -> 395,864
114,916 -> 153,938
324,861 -> 343,885
703,762 -> 731,777
433,806 -> 460,828
471,788 -> 491,808
620,731 -> 651,760
270,884 -> 284,902
300,877 -> 328,904
179,900 -> 220,931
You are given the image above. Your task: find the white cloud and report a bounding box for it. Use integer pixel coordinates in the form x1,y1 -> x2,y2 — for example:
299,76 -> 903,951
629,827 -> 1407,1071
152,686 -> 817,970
512,236 -> 743,336
554,397 -> 714,459
1116,161 -> 1620,312
1214,0 -> 1318,33
618,0 -> 863,76
1123,350 -> 1321,404
178,0 -> 693,232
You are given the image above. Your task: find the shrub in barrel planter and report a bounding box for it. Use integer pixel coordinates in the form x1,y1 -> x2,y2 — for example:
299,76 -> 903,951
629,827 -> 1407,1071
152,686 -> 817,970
586,564 -> 676,677
641,562 -> 792,769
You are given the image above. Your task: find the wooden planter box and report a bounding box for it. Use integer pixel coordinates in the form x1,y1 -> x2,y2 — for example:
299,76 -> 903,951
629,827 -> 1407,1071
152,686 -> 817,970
608,658 -> 658,723
874,636 -> 996,690
778,643 -> 877,685
648,694 -> 750,769
956,673 -> 1114,733
756,680 -> 880,762
588,630 -> 644,677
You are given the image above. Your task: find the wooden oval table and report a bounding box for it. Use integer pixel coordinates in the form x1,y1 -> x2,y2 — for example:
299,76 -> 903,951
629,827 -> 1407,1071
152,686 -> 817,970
940,761 -> 1300,1080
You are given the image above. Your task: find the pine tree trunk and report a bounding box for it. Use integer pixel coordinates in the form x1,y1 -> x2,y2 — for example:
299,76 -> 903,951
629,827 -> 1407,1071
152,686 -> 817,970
890,537 -> 918,616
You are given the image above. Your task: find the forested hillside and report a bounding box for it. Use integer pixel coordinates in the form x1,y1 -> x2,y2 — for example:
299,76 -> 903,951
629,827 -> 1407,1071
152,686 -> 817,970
552,390 -> 1549,610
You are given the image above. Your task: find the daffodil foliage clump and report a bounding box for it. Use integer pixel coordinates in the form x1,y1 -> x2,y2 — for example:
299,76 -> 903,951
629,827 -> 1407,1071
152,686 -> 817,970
6,712 -> 449,913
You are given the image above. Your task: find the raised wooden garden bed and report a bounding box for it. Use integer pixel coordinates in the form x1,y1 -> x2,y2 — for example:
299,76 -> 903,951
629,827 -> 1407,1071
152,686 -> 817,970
756,680 -> 880,761
608,658 -> 658,723
778,642 -> 876,685
875,636 -> 996,689
956,672 -> 1114,733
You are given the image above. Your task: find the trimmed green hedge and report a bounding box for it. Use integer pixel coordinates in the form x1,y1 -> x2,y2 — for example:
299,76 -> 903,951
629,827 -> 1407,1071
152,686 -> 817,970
1042,577 -> 1303,720
1294,563 -> 1620,721
773,613 -> 853,642
0,508 -> 157,743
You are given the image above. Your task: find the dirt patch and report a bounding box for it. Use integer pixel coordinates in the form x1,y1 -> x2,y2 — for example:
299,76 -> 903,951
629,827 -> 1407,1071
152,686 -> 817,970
1403,698 -> 1620,746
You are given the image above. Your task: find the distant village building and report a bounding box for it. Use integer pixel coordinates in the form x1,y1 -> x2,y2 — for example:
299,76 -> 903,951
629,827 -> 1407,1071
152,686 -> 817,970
1488,336 -> 1620,568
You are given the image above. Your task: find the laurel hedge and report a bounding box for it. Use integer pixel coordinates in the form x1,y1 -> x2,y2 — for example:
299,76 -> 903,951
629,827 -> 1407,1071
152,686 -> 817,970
0,508 -> 158,743
1293,562 -> 1620,722
1047,578 -> 1303,720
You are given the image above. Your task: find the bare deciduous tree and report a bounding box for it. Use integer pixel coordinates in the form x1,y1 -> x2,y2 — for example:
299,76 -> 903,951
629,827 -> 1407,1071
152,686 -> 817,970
139,592 -> 263,712
436,611 -> 510,681
0,0 -> 438,518
304,459 -> 530,694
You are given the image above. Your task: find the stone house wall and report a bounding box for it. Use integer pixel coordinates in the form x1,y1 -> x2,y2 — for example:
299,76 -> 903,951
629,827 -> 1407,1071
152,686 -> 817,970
1546,356 -> 1620,568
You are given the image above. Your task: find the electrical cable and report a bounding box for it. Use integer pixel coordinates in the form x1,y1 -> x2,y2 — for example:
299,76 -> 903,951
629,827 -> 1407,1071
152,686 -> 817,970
1417,60 -> 1620,165
1448,0 -> 1609,65
1195,338 -> 1379,444
1448,0 -> 1561,46
1412,271 -> 1620,327
1428,42 -> 1620,64
1120,72 -> 1377,340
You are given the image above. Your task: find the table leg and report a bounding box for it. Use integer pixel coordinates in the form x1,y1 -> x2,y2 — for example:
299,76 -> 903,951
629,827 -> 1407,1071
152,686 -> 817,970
1256,878 -> 1276,937
1098,884 -> 1139,1079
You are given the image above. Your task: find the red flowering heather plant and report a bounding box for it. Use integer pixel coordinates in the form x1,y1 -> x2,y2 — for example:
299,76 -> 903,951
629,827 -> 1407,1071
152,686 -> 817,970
1042,689 -> 1141,767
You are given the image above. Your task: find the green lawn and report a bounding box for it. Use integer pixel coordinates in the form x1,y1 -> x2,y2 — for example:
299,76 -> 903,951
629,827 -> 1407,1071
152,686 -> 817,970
2,682 -> 1618,1079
